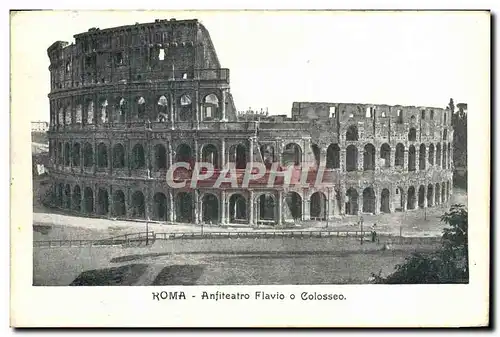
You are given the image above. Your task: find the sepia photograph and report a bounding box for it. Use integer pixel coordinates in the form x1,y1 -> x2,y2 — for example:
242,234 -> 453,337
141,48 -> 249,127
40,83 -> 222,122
10,8 -> 490,327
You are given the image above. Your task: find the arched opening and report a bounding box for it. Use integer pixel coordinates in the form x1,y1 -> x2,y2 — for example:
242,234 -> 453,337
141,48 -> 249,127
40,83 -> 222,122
97,188 -> 109,215
441,183 -> 446,203
346,125 -> 358,141
363,144 -> 376,171
229,144 -> 247,169
202,193 -> 219,223
154,144 -> 167,170
346,145 -> 358,172
380,143 -> 391,168
345,188 -> 359,215
326,144 -> 340,169
72,143 -> 80,167
427,184 -> 434,207
175,144 -> 193,167
419,144 -> 426,170
178,94 -> 192,121
395,143 -> 405,167
229,194 -> 247,223
311,144 -> 320,167
447,143 -> 451,169
362,187 -> 375,213
137,96 -> 146,120
407,186 -> 416,210
57,142 -> 62,165
64,143 -> 70,166
285,192 -> 302,220
131,143 -> 145,169
258,194 -> 276,223
153,192 -> 167,221
113,190 -> 126,217
176,192 -> 193,223
408,128 -> 417,141
436,143 -> 442,168
380,188 -> 390,213
157,95 -> 169,122
443,128 -> 448,140
418,185 -> 425,208
131,191 -> 145,219
395,187 -> 405,212
260,144 -> 275,168
310,192 -> 327,220
112,144 -> 125,168
83,143 -> 93,167
97,143 -> 108,168
203,94 -> 219,120
64,184 -> 71,209
428,144 -> 435,165
408,145 -> 416,171
447,181 -> 451,199
83,187 -> 93,214
282,143 -> 302,166
201,144 -> 219,168
56,183 -> 63,207
435,183 -> 441,205
442,143 -> 447,169
72,185 -> 81,211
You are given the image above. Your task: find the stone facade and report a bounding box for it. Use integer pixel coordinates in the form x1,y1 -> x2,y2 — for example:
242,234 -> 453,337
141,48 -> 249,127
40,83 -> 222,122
47,19 -> 454,226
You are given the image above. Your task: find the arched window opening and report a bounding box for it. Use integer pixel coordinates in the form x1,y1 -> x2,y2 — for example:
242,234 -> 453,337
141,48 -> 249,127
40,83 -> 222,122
131,191 -> 145,219
395,187 -> 405,212
282,143 -> 302,166
86,100 -> 94,124
427,184 -> 434,207
397,109 -> 403,124
64,142 -> 71,166
178,94 -> 192,121
202,194 -> 219,223
100,99 -> 108,123
443,128 -> 448,141
137,96 -> 146,120
83,143 -> 93,168
395,143 -> 405,167
258,194 -> 276,223
285,192 -> 302,221
442,143 -> 447,169
203,94 -> 219,120
408,128 -> 417,141
157,95 -> 169,122
346,125 -> 358,141
380,143 -> 391,168
428,144 -> 435,165
113,190 -> 126,217
229,194 -> 247,223
363,144 -> 376,171
131,144 -> 145,169
310,192 -> 326,220
345,188 -> 359,215
72,143 -> 80,167
176,192 -> 193,223
83,187 -> 94,214
326,144 -> 340,169
260,144 -> 275,169
380,189 -> 390,213
419,144 -> 426,170
201,144 -> 219,168
154,144 -> 167,170
72,185 -> 81,211
97,143 -> 108,168
346,145 -> 358,172
362,187 -> 375,214
407,186 -> 416,210
153,192 -> 167,221
436,143 -> 442,168
64,184 -> 71,209
112,144 -> 125,168
418,185 -> 425,208
175,144 -> 193,166
408,145 -> 416,171
97,188 -> 109,215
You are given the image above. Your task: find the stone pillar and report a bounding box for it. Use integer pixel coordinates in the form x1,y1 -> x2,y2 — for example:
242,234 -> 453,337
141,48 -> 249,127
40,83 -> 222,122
220,190 -> 226,225
357,146 -> 363,171
167,142 -> 173,169
249,190 -> 254,225
169,92 -> 175,130
340,185 -> 346,215
194,139 -> 199,164
276,138 -> 282,165
221,138 -> 226,168
108,140 -> 113,175
126,189 -> 132,218
374,186 -> 380,215
302,190 -> 310,220
221,89 -> 227,121
358,187 -> 364,214
277,190 -> 283,226
194,189 -> 200,225
415,148 -> 420,171
423,185 -> 428,208
403,149 -> 409,171
340,149 -> 346,172
108,185 -> 113,218
401,192 -> 407,212
327,188 -> 334,220
168,190 -> 175,222
249,137 -> 255,166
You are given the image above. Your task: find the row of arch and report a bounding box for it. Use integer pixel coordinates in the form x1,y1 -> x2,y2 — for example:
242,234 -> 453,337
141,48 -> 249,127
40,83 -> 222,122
53,181 -> 452,223
51,92 -> 223,125
344,125 -> 449,142
51,140 -> 452,173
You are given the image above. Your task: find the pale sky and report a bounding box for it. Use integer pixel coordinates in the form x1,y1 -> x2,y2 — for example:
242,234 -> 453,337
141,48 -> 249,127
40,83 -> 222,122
11,10 -> 489,122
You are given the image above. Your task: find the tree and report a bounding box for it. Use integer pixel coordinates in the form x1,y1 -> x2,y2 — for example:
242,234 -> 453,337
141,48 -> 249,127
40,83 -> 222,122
372,204 -> 468,284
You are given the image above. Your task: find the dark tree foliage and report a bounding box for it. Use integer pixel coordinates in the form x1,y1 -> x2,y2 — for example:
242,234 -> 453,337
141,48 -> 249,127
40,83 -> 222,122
451,99 -> 467,189
372,204 -> 468,284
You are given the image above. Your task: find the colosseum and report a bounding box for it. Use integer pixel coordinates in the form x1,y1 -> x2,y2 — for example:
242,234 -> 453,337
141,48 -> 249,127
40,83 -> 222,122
46,18 -> 454,227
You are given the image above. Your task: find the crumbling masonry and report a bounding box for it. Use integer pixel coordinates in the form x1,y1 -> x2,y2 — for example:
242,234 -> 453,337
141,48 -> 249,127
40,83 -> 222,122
47,19 -> 454,226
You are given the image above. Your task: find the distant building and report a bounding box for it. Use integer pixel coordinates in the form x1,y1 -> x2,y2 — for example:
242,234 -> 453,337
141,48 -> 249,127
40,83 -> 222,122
31,121 -> 49,132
